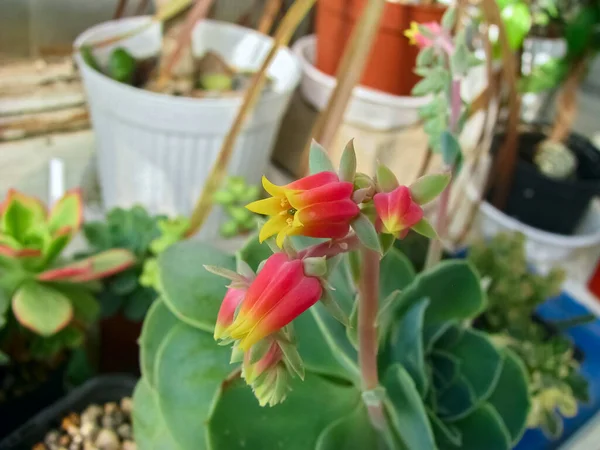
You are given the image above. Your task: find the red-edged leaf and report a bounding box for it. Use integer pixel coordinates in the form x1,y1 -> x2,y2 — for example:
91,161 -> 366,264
0,189 -> 46,222
43,227 -> 74,264
12,282 -> 73,336
37,262 -> 92,281
48,189 -> 83,236
0,244 -> 42,259
40,249 -> 136,283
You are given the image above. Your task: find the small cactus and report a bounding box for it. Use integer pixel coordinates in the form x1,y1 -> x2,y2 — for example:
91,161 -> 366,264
534,140 -> 578,180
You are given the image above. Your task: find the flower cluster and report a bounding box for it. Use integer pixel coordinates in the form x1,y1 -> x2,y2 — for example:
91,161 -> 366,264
208,141 -> 450,406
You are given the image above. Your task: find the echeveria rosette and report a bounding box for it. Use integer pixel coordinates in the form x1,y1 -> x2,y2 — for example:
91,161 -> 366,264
246,173 -> 360,248
0,189 -> 83,263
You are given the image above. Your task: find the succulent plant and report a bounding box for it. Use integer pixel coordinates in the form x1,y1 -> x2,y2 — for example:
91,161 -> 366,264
132,233 -> 530,450
469,232 -> 590,439
213,176 -> 260,238
82,206 -> 189,322
0,190 -> 135,362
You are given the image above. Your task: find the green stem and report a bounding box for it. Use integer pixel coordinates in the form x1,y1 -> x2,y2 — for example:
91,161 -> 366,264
358,246 -> 385,430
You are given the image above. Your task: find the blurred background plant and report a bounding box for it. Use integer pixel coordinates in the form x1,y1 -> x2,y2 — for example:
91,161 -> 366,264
81,206 -> 188,321
213,176 -> 260,238
469,232 -> 592,439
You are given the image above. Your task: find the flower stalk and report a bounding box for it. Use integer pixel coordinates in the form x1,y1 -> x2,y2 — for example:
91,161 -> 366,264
358,246 -> 385,429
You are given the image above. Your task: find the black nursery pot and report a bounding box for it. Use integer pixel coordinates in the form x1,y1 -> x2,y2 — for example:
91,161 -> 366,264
0,360 -> 68,440
490,131 -> 600,235
0,375 -> 137,449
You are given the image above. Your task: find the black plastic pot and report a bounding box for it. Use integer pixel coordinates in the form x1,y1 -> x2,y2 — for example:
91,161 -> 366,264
0,360 -> 68,440
0,375 -> 137,450
490,131 -> 600,235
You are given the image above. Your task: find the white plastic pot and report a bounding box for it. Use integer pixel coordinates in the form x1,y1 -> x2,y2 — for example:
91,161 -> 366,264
292,35 -> 430,131
461,177 -> 600,284
74,17 -> 301,239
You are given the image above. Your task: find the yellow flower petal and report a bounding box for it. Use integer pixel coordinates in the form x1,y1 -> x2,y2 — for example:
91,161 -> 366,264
259,215 -> 288,243
404,21 -> 419,45
262,176 -> 286,197
246,197 -> 282,215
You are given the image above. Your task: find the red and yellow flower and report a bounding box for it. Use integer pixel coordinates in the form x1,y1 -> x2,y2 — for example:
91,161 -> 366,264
218,252 -> 322,351
374,185 -> 424,239
246,172 -> 359,248
214,287 -> 246,340
404,21 -> 443,48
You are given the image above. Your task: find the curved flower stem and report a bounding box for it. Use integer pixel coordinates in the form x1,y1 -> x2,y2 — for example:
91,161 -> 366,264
299,234 -> 361,259
358,246 -> 385,430
424,78 -> 461,269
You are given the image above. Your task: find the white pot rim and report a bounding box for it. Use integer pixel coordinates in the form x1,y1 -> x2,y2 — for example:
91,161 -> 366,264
292,35 -> 431,109
466,180 -> 600,247
73,16 -> 302,108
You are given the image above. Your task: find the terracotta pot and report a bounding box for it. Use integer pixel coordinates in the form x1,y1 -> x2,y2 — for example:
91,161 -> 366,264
315,0 -> 446,96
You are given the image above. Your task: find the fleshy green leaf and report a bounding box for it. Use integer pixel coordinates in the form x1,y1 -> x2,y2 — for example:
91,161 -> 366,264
123,287 -> 156,321
1,198 -> 37,243
379,247 -> 416,300
208,374 -> 361,450
338,140 -> 357,183
379,233 -> 395,256
440,131 -> 462,167
238,233 -> 272,272
441,6 -> 457,31
108,47 -> 137,84
52,284 -> 100,324
389,298 -> 430,395
409,173 -> 451,205
428,408 -> 462,447
451,404 -> 511,450
12,282 -> 73,336
47,189 -> 82,235
350,214 -> 381,253
155,323 -> 232,450
392,260 -> 485,328
320,291 -> 349,326
436,374 -> 477,420
132,377 -> 181,450
37,249 -> 136,282
376,165 -> 399,193
411,219 -> 438,239
486,348 -> 530,445
158,241 -> 235,331
140,300 -> 180,387
309,140 -> 335,174
316,405 -> 376,450
80,45 -> 101,72
384,364 -> 437,450
444,329 -> 503,401
430,350 -> 461,391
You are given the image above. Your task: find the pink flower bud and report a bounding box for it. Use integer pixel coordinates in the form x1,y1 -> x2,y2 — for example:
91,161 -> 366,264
222,253 -> 322,351
214,288 -> 246,340
246,172 -> 360,248
374,186 -> 424,239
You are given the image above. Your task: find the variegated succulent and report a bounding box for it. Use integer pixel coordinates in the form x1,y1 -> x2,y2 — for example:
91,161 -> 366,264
0,190 -> 135,362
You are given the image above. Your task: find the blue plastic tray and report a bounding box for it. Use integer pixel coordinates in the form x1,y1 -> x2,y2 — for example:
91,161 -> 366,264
515,291 -> 600,449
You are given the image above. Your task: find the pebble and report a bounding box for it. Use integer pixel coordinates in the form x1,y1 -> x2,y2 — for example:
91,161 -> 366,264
95,429 -> 119,450
36,397 -> 134,450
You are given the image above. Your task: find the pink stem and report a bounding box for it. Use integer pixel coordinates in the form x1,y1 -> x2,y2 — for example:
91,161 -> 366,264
358,246 -> 385,429
425,79 -> 462,269
298,234 -> 361,259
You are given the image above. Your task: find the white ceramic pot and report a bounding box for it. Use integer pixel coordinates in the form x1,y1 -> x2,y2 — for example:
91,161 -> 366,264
74,17 -> 301,239
292,35 -> 430,131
